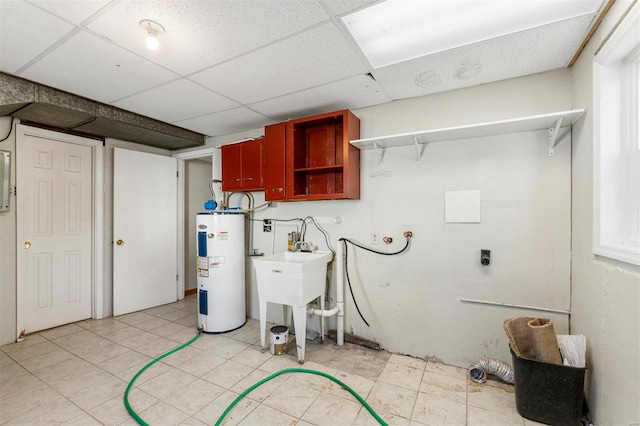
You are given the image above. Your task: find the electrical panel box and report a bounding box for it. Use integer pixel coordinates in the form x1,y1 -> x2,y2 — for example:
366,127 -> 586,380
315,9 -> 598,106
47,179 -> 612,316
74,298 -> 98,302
0,150 -> 10,212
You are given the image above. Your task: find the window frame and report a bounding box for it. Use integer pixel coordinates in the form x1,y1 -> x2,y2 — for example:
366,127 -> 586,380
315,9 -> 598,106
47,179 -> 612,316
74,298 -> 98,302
593,2 -> 640,266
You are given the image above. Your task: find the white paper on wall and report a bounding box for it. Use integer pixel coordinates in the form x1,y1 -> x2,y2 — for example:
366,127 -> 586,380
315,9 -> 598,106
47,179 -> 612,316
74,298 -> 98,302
445,190 -> 481,223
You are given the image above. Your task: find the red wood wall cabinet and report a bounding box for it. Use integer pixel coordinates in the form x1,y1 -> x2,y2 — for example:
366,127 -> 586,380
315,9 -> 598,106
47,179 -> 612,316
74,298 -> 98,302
285,110 -> 360,200
221,138 -> 264,192
228,110 -> 361,201
263,123 -> 287,201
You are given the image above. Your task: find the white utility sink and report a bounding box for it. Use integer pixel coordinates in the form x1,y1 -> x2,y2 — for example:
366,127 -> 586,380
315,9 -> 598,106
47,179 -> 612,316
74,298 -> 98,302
255,251 -> 332,273
253,250 -> 332,363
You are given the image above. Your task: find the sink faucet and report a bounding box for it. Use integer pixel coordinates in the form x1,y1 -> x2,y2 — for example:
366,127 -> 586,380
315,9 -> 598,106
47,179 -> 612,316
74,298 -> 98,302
293,241 -> 312,252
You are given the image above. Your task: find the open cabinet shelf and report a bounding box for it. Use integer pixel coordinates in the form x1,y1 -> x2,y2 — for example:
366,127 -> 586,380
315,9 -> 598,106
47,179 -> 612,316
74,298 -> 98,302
350,109 -> 584,157
286,109 -> 360,200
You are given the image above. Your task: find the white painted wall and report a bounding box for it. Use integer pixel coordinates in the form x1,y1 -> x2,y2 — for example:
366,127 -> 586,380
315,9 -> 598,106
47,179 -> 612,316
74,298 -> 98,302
569,1 -> 640,424
185,160 -> 213,291
205,69 -> 574,368
0,69 -> 575,370
0,117 -> 16,345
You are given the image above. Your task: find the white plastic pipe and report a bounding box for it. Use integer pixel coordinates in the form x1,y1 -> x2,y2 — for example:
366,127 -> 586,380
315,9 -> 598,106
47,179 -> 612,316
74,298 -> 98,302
336,242 -> 344,346
307,306 -> 339,317
305,245 -> 345,346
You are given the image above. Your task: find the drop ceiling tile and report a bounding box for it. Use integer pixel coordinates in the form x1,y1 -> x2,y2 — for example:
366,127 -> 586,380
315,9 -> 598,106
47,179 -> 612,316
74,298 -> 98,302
190,22 -> 368,104
251,75 -> 390,121
173,107 -> 270,137
373,15 -> 595,100
113,79 -> 239,123
20,30 -> 178,104
86,0 -> 329,76
30,0 -> 111,25
0,1 -> 74,73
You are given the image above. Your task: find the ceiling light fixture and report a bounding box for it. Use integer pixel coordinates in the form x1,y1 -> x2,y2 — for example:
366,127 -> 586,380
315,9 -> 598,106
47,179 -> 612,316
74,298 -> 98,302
342,0 -> 605,69
140,19 -> 165,51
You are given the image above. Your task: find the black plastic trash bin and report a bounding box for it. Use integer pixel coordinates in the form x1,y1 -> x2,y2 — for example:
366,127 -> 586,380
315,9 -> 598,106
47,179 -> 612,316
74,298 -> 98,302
510,348 -> 586,425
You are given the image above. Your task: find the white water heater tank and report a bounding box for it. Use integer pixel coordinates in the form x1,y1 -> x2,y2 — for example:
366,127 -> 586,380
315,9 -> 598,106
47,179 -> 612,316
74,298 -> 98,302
196,212 -> 246,333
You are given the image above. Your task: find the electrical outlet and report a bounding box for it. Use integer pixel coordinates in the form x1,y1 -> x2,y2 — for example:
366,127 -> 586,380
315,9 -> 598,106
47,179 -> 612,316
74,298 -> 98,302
371,232 -> 379,245
263,219 -> 272,232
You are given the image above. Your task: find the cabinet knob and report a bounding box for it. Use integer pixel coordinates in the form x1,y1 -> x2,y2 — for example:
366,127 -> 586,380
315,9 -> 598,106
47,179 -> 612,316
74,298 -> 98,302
116,239 -> 124,246
243,178 -> 253,181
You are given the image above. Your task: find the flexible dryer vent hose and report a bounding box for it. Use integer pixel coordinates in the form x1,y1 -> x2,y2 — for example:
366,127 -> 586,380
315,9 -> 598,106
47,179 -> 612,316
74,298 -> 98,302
469,358 -> 514,384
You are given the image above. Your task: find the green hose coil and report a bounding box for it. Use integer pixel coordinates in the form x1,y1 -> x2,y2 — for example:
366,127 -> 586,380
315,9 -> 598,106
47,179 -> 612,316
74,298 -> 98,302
215,367 -> 388,426
124,331 -> 202,426
124,331 -> 387,426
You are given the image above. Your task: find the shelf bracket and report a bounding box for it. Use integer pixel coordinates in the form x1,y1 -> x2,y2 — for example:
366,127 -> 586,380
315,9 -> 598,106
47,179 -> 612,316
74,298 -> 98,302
414,136 -> 427,167
372,142 -> 385,166
548,116 -> 564,156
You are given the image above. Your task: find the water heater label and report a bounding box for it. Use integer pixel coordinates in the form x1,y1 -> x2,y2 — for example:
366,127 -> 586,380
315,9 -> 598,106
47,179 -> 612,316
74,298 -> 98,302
197,257 -> 209,277
209,256 -> 225,268
218,231 -> 229,240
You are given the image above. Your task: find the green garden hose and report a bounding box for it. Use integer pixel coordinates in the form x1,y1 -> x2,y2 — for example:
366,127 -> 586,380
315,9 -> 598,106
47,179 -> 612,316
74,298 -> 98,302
124,330 -> 202,426
215,367 -> 388,426
124,331 -> 387,426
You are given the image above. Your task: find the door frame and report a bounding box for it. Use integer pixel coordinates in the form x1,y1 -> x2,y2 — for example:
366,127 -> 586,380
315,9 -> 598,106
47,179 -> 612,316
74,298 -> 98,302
173,146 -> 219,299
16,124 -> 104,340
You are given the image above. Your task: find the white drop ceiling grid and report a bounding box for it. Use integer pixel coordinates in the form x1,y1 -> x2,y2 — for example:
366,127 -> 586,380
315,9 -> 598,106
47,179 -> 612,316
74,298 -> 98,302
0,0 -> 605,138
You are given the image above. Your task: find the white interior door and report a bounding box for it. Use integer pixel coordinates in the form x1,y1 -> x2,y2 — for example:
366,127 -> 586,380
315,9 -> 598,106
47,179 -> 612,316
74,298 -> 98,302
113,148 -> 177,316
21,133 -> 93,333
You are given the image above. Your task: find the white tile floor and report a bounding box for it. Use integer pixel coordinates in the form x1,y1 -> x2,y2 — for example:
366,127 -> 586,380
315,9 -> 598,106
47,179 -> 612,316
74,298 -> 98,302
0,295 -> 537,425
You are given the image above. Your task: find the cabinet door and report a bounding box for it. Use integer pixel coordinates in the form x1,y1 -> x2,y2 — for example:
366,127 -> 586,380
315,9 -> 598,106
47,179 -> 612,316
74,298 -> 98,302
221,143 -> 242,191
263,123 -> 287,200
240,139 -> 263,190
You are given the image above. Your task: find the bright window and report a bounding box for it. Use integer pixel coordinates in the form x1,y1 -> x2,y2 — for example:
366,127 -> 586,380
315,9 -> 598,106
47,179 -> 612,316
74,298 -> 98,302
593,3 -> 640,266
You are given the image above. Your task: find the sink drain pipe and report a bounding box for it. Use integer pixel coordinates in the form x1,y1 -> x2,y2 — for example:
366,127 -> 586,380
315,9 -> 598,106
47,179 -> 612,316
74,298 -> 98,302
306,241 -> 344,346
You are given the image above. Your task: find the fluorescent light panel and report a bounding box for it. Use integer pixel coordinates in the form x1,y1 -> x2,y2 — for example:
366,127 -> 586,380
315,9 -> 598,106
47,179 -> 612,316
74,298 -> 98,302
342,0 -> 605,69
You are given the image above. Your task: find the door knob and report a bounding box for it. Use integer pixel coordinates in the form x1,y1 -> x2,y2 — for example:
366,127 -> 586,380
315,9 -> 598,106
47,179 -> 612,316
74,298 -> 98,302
24,241 -> 31,249
116,239 -> 124,245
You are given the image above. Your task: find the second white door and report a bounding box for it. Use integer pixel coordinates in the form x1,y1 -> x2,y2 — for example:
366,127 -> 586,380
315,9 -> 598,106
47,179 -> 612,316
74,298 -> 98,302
113,148 -> 178,316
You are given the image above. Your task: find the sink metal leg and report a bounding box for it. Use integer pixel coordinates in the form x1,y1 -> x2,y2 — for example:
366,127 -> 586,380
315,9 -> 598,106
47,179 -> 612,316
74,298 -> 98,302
259,300 -> 267,349
320,293 -> 325,343
283,305 -> 293,331
292,305 -> 307,364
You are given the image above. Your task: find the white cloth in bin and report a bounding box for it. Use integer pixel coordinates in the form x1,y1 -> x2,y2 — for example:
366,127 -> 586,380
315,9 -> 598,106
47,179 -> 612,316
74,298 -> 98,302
557,335 -> 586,368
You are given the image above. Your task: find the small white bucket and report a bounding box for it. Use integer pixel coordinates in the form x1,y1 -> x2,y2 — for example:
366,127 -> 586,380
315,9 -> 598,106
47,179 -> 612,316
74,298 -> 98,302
269,325 -> 289,355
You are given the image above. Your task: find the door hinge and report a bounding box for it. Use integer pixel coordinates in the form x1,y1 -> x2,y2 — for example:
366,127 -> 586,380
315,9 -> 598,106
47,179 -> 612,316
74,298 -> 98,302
176,274 -> 179,281
176,171 -> 179,178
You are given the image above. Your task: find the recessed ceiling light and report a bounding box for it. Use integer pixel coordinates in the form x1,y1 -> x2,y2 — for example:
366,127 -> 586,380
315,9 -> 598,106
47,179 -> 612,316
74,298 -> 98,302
140,19 -> 165,51
342,0 -> 605,69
